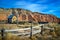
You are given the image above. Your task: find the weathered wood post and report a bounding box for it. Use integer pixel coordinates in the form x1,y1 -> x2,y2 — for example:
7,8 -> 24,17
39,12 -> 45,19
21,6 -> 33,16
1,28 -> 5,40
29,21 -> 32,39
40,25 -> 44,35
38,22 -> 44,35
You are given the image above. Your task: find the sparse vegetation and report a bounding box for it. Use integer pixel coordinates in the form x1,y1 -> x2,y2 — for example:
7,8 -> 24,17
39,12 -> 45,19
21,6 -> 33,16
0,23 -> 60,40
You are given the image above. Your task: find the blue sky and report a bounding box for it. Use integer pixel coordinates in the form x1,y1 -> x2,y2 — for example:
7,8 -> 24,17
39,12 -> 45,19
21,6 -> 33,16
0,0 -> 60,18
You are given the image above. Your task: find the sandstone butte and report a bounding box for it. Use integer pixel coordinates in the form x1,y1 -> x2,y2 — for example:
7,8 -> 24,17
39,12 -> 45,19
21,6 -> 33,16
0,8 -> 60,23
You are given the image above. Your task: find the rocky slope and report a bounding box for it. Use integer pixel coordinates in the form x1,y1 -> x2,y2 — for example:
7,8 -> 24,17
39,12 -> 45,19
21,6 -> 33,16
0,8 -> 60,23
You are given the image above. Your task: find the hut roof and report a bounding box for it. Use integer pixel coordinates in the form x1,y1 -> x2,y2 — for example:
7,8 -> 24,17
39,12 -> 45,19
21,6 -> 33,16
8,14 -> 14,19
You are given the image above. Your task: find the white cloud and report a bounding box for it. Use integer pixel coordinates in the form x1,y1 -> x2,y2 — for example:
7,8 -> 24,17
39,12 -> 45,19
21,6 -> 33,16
14,1 -> 47,12
36,0 -> 49,3
25,4 -> 47,12
15,1 -> 28,5
48,10 -> 56,13
39,10 -> 56,14
14,1 -> 54,14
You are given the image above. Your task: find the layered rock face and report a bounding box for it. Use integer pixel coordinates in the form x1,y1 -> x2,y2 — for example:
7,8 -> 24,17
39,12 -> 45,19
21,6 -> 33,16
18,12 -> 59,23
0,8 -> 60,23
17,9 -> 59,23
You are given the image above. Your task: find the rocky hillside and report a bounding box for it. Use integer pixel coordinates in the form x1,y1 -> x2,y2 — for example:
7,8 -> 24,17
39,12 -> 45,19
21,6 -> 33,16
0,8 -> 60,23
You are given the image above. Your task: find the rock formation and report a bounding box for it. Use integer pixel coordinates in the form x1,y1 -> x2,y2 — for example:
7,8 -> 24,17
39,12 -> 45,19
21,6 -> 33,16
0,8 -> 60,23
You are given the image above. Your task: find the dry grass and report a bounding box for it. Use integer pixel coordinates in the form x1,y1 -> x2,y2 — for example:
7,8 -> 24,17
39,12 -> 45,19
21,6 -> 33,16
0,23 -> 60,40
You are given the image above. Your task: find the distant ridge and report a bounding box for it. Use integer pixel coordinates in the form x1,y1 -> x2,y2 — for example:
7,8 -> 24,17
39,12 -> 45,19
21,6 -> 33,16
0,8 -> 60,23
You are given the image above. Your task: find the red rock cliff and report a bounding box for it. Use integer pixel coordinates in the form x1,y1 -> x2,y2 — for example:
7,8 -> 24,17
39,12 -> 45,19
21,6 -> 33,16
0,8 -> 60,23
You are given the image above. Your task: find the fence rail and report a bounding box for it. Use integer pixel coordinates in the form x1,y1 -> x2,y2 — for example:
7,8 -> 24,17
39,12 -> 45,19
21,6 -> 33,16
0,24 -> 55,40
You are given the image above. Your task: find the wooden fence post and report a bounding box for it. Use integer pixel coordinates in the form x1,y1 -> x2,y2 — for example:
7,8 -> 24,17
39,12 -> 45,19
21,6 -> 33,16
1,28 -> 5,40
40,26 -> 44,35
29,21 -> 32,40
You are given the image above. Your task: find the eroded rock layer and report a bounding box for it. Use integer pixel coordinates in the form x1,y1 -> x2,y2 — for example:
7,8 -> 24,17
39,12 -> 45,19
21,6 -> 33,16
0,8 -> 60,23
